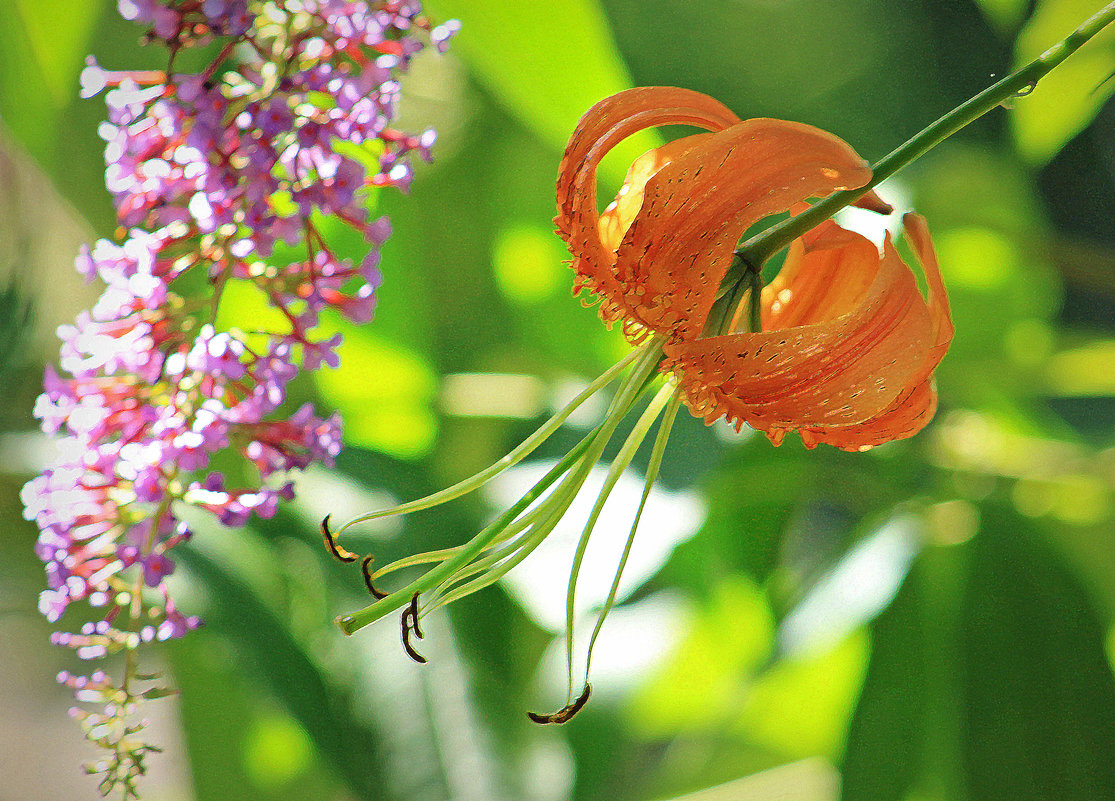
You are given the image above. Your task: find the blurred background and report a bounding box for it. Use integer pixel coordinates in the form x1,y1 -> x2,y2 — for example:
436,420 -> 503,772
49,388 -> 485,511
4,0 -> 1115,799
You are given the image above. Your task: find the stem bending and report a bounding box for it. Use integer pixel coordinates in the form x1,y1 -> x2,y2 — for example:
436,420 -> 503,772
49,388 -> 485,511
736,1 -> 1115,269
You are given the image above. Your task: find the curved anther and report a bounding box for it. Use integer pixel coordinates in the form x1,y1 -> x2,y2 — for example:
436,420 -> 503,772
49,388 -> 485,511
400,592 -> 426,664
321,514 -> 359,563
527,684 -> 592,725
361,556 -> 388,599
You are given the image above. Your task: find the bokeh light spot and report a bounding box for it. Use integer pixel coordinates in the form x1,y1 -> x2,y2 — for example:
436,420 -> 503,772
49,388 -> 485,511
935,227 -> 1018,290
492,225 -> 566,303
243,713 -> 313,790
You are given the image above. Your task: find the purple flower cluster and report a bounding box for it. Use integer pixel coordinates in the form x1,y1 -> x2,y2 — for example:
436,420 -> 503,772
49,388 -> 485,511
21,0 -> 454,795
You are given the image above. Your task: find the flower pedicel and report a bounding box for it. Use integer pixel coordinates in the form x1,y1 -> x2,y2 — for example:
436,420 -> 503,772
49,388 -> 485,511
324,86 -> 953,722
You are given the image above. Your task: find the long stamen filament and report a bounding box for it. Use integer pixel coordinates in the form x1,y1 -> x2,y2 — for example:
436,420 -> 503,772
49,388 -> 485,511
370,493 -> 551,580
563,380 -> 678,703
431,377 -> 677,619
419,476 -> 591,612
336,339 -> 665,635
333,346 -> 642,536
583,389 -> 683,687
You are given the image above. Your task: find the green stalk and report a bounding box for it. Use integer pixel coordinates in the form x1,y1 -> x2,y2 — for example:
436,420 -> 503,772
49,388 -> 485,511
430,356 -> 669,615
334,347 -> 641,534
336,431 -> 595,634
736,1 -> 1115,270
369,491 -> 553,579
421,462 -> 594,614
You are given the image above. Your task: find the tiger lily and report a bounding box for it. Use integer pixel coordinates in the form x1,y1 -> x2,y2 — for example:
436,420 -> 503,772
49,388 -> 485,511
329,86 -> 953,724
555,86 -> 953,451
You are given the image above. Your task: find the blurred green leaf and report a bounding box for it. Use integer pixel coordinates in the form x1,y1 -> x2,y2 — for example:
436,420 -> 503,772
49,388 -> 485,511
737,631 -> 869,761
174,546 -> 393,801
973,0 -> 1031,31
961,507 -> 1115,801
0,280 -> 33,380
0,0 -> 104,165
424,0 -> 657,184
1011,0 -> 1115,164
11,0 -> 101,107
841,563 -> 929,801
314,318 -> 439,460
627,575 -> 773,735
169,630 -> 343,801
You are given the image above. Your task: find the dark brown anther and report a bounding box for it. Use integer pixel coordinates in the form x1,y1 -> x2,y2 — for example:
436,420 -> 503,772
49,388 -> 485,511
405,592 -> 423,639
321,515 -> 359,563
361,556 -> 387,599
527,684 -> 592,725
400,592 -> 426,664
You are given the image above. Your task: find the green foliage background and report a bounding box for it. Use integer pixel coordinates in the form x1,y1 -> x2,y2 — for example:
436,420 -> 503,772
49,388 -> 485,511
4,1 -> 1115,799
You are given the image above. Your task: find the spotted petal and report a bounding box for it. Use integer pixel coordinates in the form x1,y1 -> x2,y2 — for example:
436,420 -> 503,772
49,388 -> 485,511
612,119 -> 874,341
663,214 -> 952,451
555,87 -> 740,329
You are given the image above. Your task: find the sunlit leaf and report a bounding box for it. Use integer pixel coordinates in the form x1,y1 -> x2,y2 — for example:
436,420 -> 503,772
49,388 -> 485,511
314,320 -> 439,460
0,0 -> 104,166
424,0 -> 657,184
1045,340 -> 1115,396
11,0 -> 101,107
243,713 -> 315,791
626,575 -> 774,735
492,224 -> 566,304
737,630 -> 869,761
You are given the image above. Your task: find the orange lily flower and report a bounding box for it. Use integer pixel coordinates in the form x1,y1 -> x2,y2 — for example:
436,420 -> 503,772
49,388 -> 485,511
555,87 -> 953,451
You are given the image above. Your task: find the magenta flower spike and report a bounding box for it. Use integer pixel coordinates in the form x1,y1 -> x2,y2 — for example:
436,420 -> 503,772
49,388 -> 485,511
22,2 -> 456,796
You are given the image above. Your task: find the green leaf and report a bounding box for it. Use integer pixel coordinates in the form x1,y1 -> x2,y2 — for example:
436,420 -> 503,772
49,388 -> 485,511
424,0 -> 657,184
0,0 -> 104,157
173,546 -> 393,801
841,562 -> 929,801
973,0 -> 1031,31
626,575 -> 774,735
1011,0 -> 1115,164
961,507 -> 1115,801
737,630 -> 869,761
11,0 -> 102,107
313,319 -> 439,460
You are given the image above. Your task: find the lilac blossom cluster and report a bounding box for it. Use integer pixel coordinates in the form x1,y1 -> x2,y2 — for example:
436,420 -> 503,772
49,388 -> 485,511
21,0 -> 455,795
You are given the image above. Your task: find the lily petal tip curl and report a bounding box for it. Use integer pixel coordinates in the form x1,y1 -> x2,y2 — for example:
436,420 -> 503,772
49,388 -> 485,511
554,87 -> 953,452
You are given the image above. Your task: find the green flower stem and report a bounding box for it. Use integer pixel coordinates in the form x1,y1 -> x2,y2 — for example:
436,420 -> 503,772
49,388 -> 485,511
583,388 -> 683,685
420,430 -> 621,612
563,380 -> 678,699
334,346 -> 642,535
435,361 -> 673,612
336,340 -> 664,636
735,0 -> 1115,270
370,494 -> 550,579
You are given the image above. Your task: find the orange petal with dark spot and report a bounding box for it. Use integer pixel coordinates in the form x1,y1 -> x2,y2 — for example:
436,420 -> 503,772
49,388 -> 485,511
555,87 -> 740,327
611,118 -> 874,341
663,216 -> 952,450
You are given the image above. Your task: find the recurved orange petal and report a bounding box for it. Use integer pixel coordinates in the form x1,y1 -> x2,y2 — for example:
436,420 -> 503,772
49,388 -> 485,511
613,119 -> 873,341
663,215 -> 950,451
555,87 -> 740,327
793,214 -> 952,450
